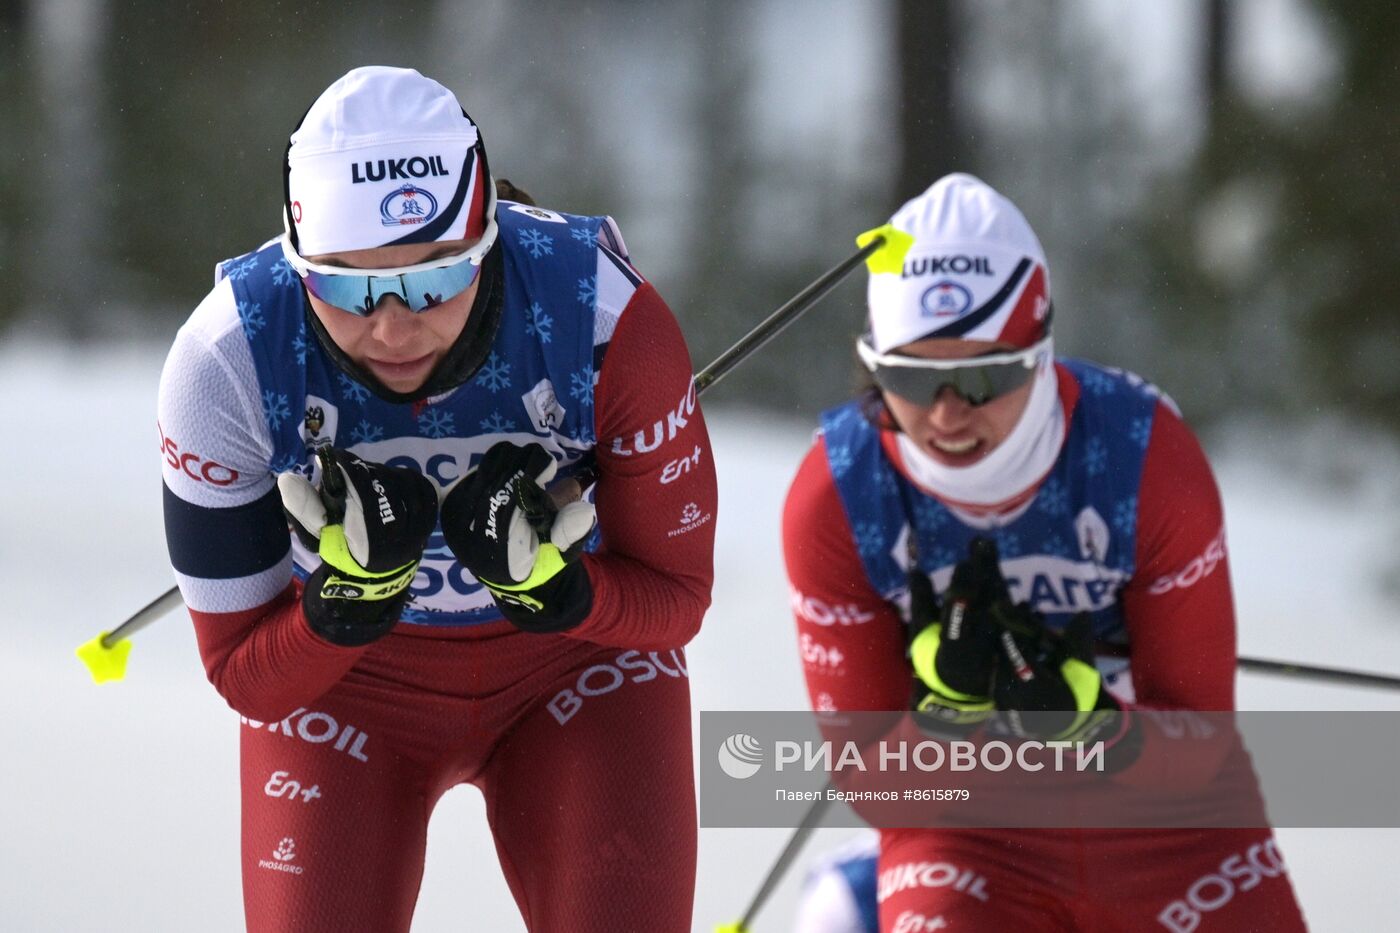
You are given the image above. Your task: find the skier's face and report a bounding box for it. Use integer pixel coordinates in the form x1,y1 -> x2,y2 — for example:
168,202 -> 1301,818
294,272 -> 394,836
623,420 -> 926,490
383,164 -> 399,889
304,238 -> 483,394
880,338 -> 1037,467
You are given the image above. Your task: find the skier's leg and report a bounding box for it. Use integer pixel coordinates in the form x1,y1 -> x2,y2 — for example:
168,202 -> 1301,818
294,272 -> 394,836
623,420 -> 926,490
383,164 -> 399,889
480,645 -> 697,932
877,828 -> 1076,932
1073,828 -> 1307,932
238,701 -> 435,933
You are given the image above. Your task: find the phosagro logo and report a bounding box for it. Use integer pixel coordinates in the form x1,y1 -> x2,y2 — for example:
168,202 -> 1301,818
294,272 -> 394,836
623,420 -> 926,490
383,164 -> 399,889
258,836 -> 305,875
718,733 -> 764,779
667,501 -> 712,539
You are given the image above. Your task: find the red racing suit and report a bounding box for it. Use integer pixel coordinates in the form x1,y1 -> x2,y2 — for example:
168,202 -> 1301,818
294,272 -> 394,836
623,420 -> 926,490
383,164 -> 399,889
782,365 -> 1306,933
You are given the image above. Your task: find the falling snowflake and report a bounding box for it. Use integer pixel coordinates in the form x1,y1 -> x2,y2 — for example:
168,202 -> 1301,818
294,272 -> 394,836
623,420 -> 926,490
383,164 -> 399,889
223,256 -> 260,281
518,228 -> 555,259
1083,437 -> 1108,476
826,444 -> 854,478
479,411 -> 517,433
271,258 -> 297,287
1042,534 -> 1073,559
338,373 -> 371,404
349,419 -> 384,444
1112,496 -> 1139,537
576,275 -> 596,307
1037,477 -> 1069,516
1129,416 -> 1153,450
262,390 -> 291,430
1080,369 -> 1115,396
525,302 -> 553,343
570,226 -> 598,248
417,408 -> 456,439
852,521 -> 885,560
238,301 -> 266,340
475,352 -> 512,392
568,366 -> 594,408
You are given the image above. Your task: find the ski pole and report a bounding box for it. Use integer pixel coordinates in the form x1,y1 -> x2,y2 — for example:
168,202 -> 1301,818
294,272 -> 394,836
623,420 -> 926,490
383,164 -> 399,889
715,791 -> 833,933
695,227 -> 897,394
78,231 -> 909,685
75,585 -> 184,684
1236,656 -> 1400,690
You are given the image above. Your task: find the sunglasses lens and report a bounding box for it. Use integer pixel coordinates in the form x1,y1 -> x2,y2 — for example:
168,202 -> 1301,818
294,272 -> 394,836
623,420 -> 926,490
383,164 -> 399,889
873,357 -> 1035,407
299,256 -> 484,317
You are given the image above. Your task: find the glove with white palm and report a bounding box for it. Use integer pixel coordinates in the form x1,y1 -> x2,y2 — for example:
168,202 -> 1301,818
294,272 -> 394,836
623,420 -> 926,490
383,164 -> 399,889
440,442 -> 597,633
278,448 -> 439,646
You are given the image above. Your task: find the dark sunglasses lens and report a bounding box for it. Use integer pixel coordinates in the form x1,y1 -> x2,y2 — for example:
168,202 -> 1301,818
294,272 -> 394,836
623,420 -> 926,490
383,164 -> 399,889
874,359 -> 1034,407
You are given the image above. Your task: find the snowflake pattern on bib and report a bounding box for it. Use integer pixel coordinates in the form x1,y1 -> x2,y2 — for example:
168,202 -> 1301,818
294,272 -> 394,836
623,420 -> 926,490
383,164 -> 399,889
217,203 -> 620,626
820,359 -> 1160,658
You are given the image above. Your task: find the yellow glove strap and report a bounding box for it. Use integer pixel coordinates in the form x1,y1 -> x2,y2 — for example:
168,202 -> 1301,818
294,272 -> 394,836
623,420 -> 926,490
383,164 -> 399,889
1047,657 -> 1107,740
315,524 -> 418,602
478,543 -> 571,612
910,624 -> 994,711
480,543 -> 568,593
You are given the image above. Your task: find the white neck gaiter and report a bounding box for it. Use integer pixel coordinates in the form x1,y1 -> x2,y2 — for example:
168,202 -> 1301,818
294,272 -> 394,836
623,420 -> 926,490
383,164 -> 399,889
894,351 -> 1064,508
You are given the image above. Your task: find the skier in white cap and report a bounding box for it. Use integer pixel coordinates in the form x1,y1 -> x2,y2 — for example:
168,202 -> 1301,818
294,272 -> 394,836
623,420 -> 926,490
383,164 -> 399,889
780,174 -> 1306,931
158,66 -> 715,931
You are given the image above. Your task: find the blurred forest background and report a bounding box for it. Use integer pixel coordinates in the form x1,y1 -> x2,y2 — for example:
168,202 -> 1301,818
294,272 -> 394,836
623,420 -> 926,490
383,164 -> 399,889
1,0 -> 1397,440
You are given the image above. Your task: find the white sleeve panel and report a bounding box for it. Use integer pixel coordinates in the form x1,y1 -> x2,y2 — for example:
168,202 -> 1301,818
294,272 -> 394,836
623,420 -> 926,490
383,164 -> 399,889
174,557 -> 294,615
157,277 -> 276,509
593,219 -> 644,349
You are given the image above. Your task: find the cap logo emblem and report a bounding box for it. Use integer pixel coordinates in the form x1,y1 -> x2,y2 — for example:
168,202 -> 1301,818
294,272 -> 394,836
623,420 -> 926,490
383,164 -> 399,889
380,185 -> 438,227
920,281 -> 973,318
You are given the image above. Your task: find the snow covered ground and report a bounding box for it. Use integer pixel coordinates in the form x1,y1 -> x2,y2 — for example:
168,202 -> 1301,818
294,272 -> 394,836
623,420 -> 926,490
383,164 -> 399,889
1,340 -> 1397,931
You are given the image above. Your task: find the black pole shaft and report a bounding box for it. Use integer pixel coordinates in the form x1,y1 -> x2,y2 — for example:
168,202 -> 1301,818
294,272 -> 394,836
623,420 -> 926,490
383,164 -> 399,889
738,792 -> 832,930
1236,655 -> 1400,690
695,237 -> 884,394
102,585 -> 182,647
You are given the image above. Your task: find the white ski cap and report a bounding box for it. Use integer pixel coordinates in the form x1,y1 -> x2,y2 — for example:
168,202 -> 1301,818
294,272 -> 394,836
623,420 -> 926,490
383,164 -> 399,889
866,173 -> 1051,353
286,66 -> 490,257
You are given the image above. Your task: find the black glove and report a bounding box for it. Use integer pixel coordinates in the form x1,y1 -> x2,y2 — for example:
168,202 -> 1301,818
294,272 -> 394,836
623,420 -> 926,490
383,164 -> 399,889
989,605 -> 1120,741
909,537 -> 1005,726
278,448 -> 438,646
440,442 -> 596,633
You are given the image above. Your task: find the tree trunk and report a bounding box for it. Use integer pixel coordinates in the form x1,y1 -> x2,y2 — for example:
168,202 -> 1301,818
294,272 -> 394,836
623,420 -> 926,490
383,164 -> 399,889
895,0 -> 961,203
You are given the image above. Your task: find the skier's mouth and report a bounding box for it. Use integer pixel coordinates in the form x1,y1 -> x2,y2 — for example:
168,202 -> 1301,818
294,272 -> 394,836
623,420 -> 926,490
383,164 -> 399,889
924,434 -> 985,465
366,352 -> 435,387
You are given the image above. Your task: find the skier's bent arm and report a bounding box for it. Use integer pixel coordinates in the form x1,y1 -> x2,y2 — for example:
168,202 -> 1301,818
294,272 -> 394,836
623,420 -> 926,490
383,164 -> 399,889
783,437 -> 910,715
1110,400 -> 1239,787
159,296 -> 366,721
573,278 -> 717,649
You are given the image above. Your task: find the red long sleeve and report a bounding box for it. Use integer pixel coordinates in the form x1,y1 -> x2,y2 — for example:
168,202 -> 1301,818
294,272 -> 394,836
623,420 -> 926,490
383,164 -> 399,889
573,282 -> 717,648
782,436 -> 910,713
1122,400 -> 1236,710
189,584 -> 368,723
